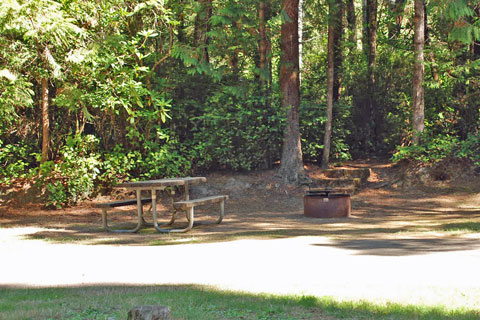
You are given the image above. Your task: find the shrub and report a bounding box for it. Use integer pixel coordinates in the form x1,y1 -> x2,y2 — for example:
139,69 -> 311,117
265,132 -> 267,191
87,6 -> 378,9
39,135 -> 101,208
0,139 -> 37,183
391,132 -> 459,163
190,85 -> 283,171
391,131 -> 480,167
300,101 -> 352,163
456,133 -> 480,166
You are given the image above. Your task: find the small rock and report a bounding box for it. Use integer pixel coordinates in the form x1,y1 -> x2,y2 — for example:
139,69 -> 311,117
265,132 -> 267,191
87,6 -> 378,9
127,305 -> 171,320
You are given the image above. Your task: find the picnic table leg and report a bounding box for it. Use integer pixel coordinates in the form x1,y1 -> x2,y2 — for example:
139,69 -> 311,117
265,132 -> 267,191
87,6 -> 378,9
162,207 -> 194,233
151,189 -> 178,229
154,204 -> 194,233
215,199 -> 225,224
101,196 -> 144,233
184,199 -> 224,226
137,190 -> 150,227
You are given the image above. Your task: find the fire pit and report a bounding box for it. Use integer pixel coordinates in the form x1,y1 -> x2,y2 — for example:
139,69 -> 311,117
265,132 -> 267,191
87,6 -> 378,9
304,189 -> 351,218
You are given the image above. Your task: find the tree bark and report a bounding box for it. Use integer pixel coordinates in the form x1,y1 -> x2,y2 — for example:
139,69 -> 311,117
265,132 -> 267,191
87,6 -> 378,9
204,0 -> 212,63
298,0 -> 304,84
387,0 -> 407,39
423,0 -> 429,44
259,1 -> 268,85
346,0 -> 357,45
362,0 -> 368,53
193,0 -> 212,63
333,0 -> 344,102
366,0 -> 377,84
322,0 -> 336,169
40,77 -> 50,163
369,0 -> 378,139
259,1 -> 273,168
278,0 -> 305,183
364,0 -> 377,150
363,0 -> 377,74
412,0 -> 425,145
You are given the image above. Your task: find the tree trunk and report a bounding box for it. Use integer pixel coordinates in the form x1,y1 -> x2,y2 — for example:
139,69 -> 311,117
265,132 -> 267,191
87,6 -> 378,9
259,1 -> 273,168
369,0 -> 378,139
333,0 -> 344,102
278,0 -> 305,184
412,0 -> 425,145
40,77 -> 50,163
363,0 -> 378,71
366,0 -> 377,84
204,0 -> 212,63
346,0 -> 357,45
362,0 -> 368,53
193,0 -> 212,63
259,1 -> 268,85
423,0 -> 429,44
387,0 -> 407,39
364,0 -> 377,151
322,0 -> 336,170
298,0 -> 304,84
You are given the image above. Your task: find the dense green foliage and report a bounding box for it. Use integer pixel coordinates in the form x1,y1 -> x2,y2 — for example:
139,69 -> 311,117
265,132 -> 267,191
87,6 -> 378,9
0,0 -> 479,206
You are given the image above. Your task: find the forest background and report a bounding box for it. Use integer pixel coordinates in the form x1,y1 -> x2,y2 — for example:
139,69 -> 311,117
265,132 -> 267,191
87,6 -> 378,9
0,0 -> 479,208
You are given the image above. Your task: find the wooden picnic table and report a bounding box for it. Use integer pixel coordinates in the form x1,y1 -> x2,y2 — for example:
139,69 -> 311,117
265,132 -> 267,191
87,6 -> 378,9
116,177 -> 206,233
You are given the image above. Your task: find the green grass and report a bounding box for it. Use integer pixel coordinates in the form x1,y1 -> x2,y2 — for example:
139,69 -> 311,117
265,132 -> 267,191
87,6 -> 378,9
0,285 -> 479,320
441,222 -> 480,233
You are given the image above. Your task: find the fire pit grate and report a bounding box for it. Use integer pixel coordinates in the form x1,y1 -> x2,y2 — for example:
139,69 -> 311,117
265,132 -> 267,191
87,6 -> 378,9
304,188 -> 351,218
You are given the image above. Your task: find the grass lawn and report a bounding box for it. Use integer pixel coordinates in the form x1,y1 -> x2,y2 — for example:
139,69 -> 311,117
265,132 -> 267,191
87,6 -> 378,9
1,285 -> 479,320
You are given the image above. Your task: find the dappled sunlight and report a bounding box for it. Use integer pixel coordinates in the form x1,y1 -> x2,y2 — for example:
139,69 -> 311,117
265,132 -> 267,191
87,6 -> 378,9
2,183 -> 480,251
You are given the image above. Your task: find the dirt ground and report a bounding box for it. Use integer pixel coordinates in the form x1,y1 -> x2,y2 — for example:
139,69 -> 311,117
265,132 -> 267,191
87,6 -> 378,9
1,161 -> 480,249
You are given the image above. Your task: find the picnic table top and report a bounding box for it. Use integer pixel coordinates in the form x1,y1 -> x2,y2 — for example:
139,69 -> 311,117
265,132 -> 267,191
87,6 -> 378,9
116,177 -> 206,189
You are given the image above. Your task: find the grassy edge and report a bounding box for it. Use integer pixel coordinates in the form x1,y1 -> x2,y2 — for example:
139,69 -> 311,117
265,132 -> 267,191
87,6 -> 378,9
0,284 -> 479,320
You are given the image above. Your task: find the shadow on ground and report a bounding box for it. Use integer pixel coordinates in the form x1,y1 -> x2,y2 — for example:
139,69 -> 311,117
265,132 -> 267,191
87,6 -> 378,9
311,237 -> 480,256
1,284 -> 479,320
2,185 -> 480,256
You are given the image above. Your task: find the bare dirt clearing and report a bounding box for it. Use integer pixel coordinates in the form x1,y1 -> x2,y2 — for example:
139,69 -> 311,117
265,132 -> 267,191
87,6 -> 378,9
1,161 -> 480,249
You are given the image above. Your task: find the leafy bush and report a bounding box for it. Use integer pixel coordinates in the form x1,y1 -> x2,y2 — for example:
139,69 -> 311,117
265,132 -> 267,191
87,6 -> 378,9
0,140 -> 37,183
391,131 -> 480,167
190,85 -> 283,171
391,132 -> 459,163
45,182 -> 67,209
39,135 -> 101,208
38,134 -> 193,207
140,141 -> 192,179
456,133 -> 480,166
99,146 -> 143,187
300,101 -> 352,163
98,138 -> 192,189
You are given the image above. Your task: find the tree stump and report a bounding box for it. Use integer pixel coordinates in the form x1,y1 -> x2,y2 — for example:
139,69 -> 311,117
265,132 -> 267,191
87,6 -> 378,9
127,305 -> 171,320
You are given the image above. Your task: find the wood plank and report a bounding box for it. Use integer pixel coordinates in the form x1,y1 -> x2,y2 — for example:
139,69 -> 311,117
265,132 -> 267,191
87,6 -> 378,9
94,198 -> 152,208
173,195 -> 228,209
117,177 -> 206,189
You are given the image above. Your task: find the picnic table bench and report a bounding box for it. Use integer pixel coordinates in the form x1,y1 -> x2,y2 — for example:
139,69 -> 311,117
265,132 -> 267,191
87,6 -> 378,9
173,195 -> 229,232
94,198 -> 152,233
95,177 -> 228,233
